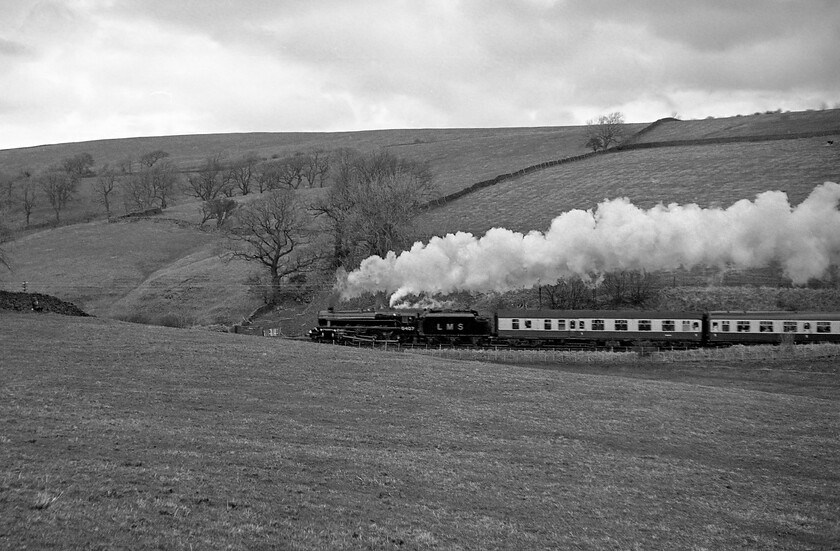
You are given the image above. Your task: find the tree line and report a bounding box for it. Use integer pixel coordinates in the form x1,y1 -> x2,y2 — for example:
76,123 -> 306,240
0,146 -> 438,303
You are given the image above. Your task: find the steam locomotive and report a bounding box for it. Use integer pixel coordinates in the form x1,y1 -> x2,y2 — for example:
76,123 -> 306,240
308,308 -> 840,347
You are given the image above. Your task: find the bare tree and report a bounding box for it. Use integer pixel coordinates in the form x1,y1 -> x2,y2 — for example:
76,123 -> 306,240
302,149 -> 330,188
95,164 -> 120,218
254,160 -> 284,193
18,173 -> 39,227
139,149 -> 170,168
541,278 -> 595,309
0,234 -> 9,271
601,270 -> 659,307
117,156 -> 135,174
226,190 -> 321,302
122,160 -> 177,211
200,197 -> 237,228
585,112 -> 625,150
39,167 -> 77,223
274,155 -> 307,189
227,153 -> 261,195
62,152 -> 95,183
186,155 -> 234,201
0,171 -> 14,210
585,136 -> 602,152
312,149 -> 437,268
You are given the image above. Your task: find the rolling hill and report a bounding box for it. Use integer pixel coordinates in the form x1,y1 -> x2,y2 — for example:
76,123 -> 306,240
1,109 -> 839,329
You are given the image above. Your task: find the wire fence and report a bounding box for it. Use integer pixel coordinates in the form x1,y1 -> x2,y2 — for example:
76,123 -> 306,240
402,342 -> 840,365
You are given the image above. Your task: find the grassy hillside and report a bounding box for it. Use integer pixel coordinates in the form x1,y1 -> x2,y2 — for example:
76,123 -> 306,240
2,313 -> 838,550
629,109 -> 840,144
0,125 -> 646,200
2,218 -> 260,324
2,109 -> 839,327
419,136 -> 840,235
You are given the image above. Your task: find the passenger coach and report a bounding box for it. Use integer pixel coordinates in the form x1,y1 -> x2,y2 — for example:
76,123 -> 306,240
495,309 -> 705,346
707,311 -> 840,345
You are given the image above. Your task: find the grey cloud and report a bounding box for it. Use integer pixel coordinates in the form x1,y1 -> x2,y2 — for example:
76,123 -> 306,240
0,38 -> 32,57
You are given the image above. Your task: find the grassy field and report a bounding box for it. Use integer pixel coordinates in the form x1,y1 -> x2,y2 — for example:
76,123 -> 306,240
1,218 -> 261,324
419,136 -> 840,235
630,109 -> 840,144
1,312 -> 838,550
1,124 -> 626,233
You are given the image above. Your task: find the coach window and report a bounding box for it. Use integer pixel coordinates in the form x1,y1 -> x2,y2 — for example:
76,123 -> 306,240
639,320 -> 652,331
662,320 -> 675,332
569,320 -> 576,329
592,319 -> 605,331
681,320 -> 691,332
615,320 -> 628,331
720,321 -> 730,332
783,321 -> 798,333
736,321 -> 751,332
817,322 -> 831,333
557,319 -> 566,330
512,319 -> 519,330
544,319 -> 552,330
524,320 -> 532,329
759,321 -> 774,333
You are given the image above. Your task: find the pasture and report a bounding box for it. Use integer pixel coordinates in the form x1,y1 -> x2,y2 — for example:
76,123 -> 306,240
419,136 -> 840,235
629,109 -> 840,144
2,219 -> 259,324
1,312 -> 838,550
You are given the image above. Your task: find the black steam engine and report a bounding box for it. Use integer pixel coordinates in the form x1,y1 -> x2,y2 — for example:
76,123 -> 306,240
308,308 -> 492,345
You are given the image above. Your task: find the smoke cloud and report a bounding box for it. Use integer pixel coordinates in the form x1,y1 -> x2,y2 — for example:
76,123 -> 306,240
339,182 -> 840,305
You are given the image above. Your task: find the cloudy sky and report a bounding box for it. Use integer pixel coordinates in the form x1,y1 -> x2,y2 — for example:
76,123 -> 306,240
1,0 -> 838,150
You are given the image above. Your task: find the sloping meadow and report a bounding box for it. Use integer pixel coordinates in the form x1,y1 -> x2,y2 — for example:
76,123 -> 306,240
1,313 -> 837,549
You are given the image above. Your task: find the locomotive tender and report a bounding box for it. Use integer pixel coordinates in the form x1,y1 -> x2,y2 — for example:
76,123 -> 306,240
309,308 -> 840,347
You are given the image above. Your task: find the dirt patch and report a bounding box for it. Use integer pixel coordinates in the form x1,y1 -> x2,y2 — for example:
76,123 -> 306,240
0,291 -> 89,316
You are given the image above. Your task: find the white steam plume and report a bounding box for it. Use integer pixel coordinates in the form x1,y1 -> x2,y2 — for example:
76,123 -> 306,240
340,182 -> 840,305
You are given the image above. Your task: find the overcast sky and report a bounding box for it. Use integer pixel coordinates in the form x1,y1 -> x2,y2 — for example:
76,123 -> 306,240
1,0 -> 838,150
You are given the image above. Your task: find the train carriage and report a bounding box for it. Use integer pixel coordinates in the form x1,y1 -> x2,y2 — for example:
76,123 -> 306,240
707,311 -> 840,345
495,309 -> 705,347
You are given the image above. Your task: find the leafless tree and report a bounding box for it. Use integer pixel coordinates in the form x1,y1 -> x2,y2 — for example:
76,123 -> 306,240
18,172 -> 39,227
585,112 -> 626,150
0,171 -> 14,210
0,237 -> 9,271
226,190 -> 321,302
227,153 -> 261,195
302,149 -> 330,188
39,167 -> 77,223
62,152 -> 95,183
275,155 -> 307,189
117,156 -> 135,174
186,155 -> 234,201
122,161 -> 177,211
200,197 -> 237,228
254,160 -> 284,193
312,149 -> 437,268
139,149 -> 170,168
95,164 -> 120,218
601,270 -> 659,307
541,278 -> 595,309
